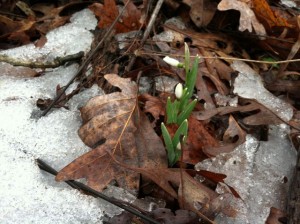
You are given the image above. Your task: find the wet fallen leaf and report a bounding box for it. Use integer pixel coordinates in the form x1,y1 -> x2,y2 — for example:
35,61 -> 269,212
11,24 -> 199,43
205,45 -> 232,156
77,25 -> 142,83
89,0 -> 142,34
56,74 -> 167,192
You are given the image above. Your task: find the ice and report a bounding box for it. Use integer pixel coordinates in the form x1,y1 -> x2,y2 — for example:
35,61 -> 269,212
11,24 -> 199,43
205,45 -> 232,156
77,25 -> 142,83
231,61 -> 293,122
196,125 -> 297,223
214,93 -> 238,107
0,9 -> 97,65
0,8 -> 127,224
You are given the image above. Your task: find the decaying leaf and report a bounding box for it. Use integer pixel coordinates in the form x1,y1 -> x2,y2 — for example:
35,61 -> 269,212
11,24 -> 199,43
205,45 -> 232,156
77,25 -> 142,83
218,0 -> 266,36
56,74 -> 167,192
89,0 -> 142,34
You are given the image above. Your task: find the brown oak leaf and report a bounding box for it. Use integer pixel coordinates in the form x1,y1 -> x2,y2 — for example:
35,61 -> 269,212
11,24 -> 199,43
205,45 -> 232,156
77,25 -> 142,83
56,74 -> 167,193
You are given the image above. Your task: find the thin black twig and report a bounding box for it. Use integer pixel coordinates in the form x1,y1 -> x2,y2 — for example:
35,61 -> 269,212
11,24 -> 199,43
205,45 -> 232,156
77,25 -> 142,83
36,159 -> 161,224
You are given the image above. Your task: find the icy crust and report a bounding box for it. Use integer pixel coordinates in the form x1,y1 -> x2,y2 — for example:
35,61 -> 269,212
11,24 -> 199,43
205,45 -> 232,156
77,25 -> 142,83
0,9 -> 97,65
196,125 -> 297,223
231,61 -> 293,122
0,64 -> 109,223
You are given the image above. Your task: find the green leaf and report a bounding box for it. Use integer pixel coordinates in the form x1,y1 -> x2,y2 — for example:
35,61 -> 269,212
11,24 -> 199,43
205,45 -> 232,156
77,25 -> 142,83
161,123 -> 176,166
184,43 -> 190,74
177,99 -> 197,125
166,97 -> 174,124
172,119 -> 188,151
185,56 -> 199,99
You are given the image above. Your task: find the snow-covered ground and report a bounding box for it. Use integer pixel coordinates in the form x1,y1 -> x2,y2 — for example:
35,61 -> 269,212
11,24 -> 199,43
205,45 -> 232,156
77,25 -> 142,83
0,9 -> 109,224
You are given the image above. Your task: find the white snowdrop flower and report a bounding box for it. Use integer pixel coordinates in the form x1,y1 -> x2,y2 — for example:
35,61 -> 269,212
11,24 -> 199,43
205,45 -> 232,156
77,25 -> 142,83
175,83 -> 183,99
163,56 -> 184,68
176,142 -> 182,150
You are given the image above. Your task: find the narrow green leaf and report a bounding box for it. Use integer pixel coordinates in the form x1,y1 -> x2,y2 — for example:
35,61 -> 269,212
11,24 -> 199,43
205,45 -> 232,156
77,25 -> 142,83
184,42 -> 190,74
177,99 -> 197,125
166,97 -> 173,124
161,123 -> 176,166
172,100 -> 180,124
185,56 -> 199,99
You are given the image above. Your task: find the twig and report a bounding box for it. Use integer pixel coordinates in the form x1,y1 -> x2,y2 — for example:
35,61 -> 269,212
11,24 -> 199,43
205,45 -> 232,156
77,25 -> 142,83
41,0 -> 131,117
136,50 -> 300,64
36,159 -> 161,224
126,0 -> 165,72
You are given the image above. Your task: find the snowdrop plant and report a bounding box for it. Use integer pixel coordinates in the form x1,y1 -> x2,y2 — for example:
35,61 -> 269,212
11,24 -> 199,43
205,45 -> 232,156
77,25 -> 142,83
161,43 -> 199,166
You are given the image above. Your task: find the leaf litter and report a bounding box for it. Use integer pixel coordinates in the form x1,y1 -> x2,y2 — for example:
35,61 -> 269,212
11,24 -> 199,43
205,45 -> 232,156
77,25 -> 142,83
1,0 -> 300,223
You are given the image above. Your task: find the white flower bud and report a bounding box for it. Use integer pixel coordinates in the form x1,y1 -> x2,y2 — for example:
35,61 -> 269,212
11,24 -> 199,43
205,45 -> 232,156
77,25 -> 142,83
163,56 -> 184,68
176,142 -> 182,150
175,83 -> 183,99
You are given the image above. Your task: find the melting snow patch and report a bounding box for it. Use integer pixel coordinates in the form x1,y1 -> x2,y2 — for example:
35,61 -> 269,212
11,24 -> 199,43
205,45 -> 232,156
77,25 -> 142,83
0,8 -> 97,66
0,8 -> 119,224
196,125 -> 297,223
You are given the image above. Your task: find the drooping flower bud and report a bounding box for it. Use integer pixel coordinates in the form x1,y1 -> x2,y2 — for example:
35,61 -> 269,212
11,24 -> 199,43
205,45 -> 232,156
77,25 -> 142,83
163,56 -> 184,68
176,142 -> 182,150
175,83 -> 183,99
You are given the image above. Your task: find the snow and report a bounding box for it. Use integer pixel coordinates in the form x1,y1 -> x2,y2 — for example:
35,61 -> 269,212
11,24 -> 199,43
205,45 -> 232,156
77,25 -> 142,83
0,9 -> 97,65
0,8 -> 122,224
196,125 -> 297,223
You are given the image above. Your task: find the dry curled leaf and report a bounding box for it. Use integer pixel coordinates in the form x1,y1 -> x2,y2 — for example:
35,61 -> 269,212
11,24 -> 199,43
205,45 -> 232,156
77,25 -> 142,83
56,74 -> 166,192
